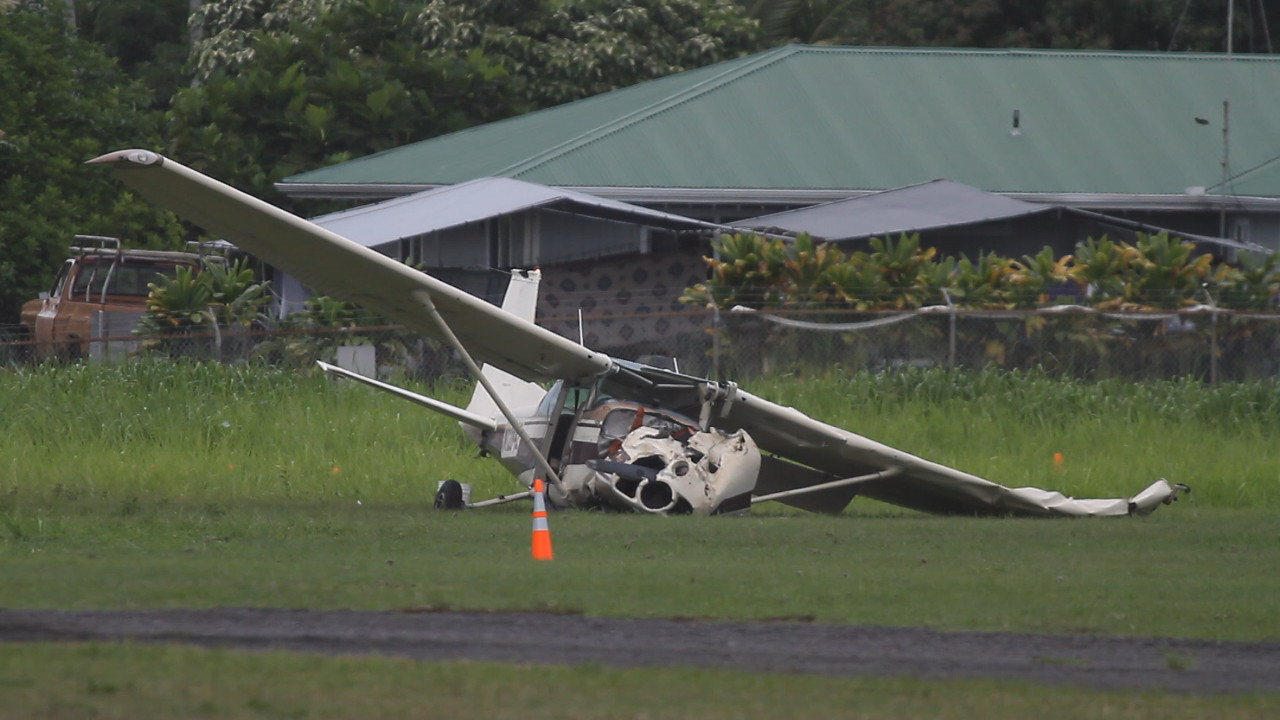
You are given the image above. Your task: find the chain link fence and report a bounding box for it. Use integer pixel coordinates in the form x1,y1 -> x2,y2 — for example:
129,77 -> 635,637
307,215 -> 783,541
710,307 -> 1280,383
4,307 -> 1279,384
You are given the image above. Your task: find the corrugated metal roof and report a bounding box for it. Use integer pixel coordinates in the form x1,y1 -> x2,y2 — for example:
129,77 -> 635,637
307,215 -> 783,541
282,45 -> 1280,199
310,177 -> 722,248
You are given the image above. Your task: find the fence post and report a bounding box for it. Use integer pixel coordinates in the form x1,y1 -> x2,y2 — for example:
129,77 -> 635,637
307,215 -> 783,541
1210,306 -> 1219,385
207,306 -> 222,361
942,289 -> 956,370
712,304 -> 721,381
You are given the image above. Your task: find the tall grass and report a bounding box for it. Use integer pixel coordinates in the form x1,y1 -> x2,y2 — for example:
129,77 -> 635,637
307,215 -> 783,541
743,367 -> 1277,508
0,361 -> 507,510
1,361 -> 1276,510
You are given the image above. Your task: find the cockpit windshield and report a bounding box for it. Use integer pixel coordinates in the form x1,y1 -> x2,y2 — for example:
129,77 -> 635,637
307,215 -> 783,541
534,380 -> 593,416
599,407 -> 692,445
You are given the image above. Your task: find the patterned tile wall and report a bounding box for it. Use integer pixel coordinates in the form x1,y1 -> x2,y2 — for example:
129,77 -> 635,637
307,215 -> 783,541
537,243 -> 710,356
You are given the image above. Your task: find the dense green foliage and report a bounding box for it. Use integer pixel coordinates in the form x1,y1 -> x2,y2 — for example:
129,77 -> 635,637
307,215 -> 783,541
0,1 -> 183,324
687,232 -> 1280,379
73,0 -> 191,108
689,231 -> 1280,311
134,257 -> 272,358
749,0 -> 1272,51
168,0 -> 762,206
6,0 -> 1272,322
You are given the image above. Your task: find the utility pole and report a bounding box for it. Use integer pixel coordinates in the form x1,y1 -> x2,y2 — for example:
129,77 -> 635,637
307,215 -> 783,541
1227,0 -> 1234,55
1220,100 -> 1230,239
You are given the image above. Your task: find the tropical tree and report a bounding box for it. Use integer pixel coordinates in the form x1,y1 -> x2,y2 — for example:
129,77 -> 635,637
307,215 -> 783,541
134,257 -> 270,358
747,0 -> 1268,53
1070,235 -> 1137,307
1216,250 -> 1280,310
1006,245 -> 1079,308
168,0 -> 762,209
854,234 -> 940,309
1126,231 -> 1215,309
0,0 -> 184,324
72,0 -> 191,108
684,232 -> 793,310
134,265 -> 214,356
951,249 -> 1017,307
202,257 -> 272,331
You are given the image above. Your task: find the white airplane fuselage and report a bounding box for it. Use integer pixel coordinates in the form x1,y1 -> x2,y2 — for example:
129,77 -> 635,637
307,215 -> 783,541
465,385 -> 760,515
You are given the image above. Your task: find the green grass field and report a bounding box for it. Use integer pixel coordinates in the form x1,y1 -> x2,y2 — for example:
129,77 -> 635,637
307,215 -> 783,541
1,362 -> 1278,718
3,644 -> 1276,720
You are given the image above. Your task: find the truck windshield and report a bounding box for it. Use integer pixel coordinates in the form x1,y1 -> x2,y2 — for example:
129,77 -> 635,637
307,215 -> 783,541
112,262 -> 184,296
70,260 -> 186,300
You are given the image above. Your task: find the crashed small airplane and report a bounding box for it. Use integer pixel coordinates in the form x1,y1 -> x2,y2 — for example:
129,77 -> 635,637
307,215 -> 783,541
92,149 -> 1187,518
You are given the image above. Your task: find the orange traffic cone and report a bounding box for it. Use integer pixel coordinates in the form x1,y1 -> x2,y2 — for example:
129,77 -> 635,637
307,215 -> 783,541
531,477 -> 554,561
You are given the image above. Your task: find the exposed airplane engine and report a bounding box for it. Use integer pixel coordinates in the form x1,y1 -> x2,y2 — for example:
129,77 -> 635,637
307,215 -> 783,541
587,425 -> 759,515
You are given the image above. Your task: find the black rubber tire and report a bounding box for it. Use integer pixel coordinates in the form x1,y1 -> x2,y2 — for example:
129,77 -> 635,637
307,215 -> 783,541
434,479 -> 465,510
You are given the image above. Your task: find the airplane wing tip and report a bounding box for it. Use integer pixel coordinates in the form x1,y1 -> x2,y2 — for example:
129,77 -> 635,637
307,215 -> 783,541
86,149 -> 164,168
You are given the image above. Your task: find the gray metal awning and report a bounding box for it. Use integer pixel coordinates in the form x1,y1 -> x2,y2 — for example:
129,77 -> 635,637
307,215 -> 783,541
732,179 -> 1267,253
312,177 -> 725,249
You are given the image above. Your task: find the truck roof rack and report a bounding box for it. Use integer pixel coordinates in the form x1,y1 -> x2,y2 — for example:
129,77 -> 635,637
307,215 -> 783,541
186,239 -> 236,262
69,235 -> 123,257
66,235 -> 232,264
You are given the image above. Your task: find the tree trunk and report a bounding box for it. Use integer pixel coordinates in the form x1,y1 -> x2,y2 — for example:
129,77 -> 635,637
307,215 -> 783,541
188,0 -> 203,43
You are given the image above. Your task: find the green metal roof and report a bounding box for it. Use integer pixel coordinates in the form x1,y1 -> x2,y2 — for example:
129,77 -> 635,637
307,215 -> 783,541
281,45 -> 1280,199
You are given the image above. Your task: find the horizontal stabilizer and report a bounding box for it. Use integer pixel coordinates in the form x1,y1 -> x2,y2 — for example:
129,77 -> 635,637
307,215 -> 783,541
317,361 -> 497,432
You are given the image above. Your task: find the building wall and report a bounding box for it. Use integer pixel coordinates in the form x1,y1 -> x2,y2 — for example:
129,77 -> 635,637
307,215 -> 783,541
536,237 -> 709,363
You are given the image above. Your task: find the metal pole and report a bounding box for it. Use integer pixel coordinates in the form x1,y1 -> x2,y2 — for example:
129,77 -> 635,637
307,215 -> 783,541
1211,309 -> 1218,385
1204,286 -> 1219,385
942,288 -> 956,370
415,291 -> 564,488
712,238 -> 722,381
1220,100 -> 1230,238
751,467 -> 903,505
1227,0 -> 1234,56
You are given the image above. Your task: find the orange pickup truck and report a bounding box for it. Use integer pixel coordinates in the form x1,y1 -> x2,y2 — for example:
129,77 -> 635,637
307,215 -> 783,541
19,236 -> 212,361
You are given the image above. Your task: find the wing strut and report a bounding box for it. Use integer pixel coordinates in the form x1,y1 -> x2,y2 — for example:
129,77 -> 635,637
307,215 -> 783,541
413,290 -> 565,489
751,467 -> 903,505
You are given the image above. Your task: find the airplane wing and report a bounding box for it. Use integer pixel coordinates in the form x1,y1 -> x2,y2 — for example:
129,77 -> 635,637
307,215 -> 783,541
716,386 -> 1181,517
87,150 -> 610,384
611,361 -> 1184,517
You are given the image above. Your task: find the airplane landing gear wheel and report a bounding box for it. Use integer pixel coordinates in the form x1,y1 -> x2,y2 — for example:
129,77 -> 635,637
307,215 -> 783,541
434,479 -> 465,510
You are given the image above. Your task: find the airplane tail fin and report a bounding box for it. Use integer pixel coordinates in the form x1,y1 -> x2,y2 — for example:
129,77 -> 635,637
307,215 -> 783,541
465,270 -> 548,418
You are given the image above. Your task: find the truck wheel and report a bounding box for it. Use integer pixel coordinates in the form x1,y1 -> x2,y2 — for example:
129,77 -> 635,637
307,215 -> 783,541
57,339 -> 84,364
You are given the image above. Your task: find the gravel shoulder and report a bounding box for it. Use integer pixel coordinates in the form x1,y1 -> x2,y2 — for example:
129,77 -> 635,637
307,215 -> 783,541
2,608 -> 1278,694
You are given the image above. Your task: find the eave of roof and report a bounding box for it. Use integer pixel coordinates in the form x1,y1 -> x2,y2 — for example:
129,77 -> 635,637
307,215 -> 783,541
283,182 -> 1280,215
